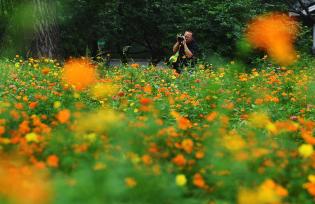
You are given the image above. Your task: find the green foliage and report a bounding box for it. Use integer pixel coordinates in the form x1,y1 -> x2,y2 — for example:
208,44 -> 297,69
0,0 -> 303,61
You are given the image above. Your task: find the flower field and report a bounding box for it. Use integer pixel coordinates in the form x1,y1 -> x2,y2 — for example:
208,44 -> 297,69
0,54 -> 314,204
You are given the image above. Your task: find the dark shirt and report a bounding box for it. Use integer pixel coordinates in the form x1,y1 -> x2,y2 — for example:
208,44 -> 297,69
178,40 -> 198,66
179,40 -> 198,57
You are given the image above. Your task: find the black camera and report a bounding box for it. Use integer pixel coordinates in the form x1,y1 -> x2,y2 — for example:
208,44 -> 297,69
177,35 -> 185,42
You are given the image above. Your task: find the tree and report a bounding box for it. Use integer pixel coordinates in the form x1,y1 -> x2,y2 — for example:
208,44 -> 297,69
28,0 -> 59,58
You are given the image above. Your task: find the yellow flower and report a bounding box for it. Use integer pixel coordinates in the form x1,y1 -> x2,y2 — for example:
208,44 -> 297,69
75,109 -> 119,133
298,144 -> 314,158
90,82 -> 118,99
53,101 -> 61,109
25,132 -> 39,143
83,133 -> 97,143
266,122 -> 277,134
248,112 -> 270,128
93,162 -> 106,171
308,175 -> 315,183
238,188 -> 258,204
176,174 -> 187,186
222,130 -> 245,151
0,138 -> 10,144
73,92 -> 80,98
238,179 -> 286,204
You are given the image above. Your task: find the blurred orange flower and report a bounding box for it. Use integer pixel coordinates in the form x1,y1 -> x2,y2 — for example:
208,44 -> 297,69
181,139 -> 194,153
56,109 -> 71,124
62,58 -> 98,90
193,173 -> 206,188
42,67 -> 50,75
0,156 -> 52,204
46,155 -> 59,168
172,154 -> 186,166
29,101 -> 38,109
304,175 -> 315,196
140,97 -> 152,106
246,13 -> 298,66
131,63 -> 140,68
0,126 -> 5,135
125,177 -> 137,188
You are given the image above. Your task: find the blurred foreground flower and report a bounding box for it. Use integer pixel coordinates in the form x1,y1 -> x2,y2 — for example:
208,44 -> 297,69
62,58 -> 98,90
25,132 -> 40,143
304,175 -> 315,197
176,174 -> 187,186
74,109 -> 119,133
47,154 -> 59,168
171,111 -> 192,130
238,179 -> 287,204
0,156 -> 52,204
298,144 -> 314,158
246,13 -> 298,66
125,177 -> 137,188
56,109 -> 71,124
90,82 -> 119,99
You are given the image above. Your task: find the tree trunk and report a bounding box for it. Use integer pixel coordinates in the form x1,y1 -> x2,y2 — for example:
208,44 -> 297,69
28,0 -> 59,58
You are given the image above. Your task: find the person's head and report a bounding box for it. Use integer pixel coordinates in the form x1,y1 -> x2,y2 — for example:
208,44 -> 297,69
184,31 -> 193,43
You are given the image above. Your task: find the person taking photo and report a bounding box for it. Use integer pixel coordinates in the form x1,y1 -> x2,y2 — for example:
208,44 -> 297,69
170,30 -> 198,73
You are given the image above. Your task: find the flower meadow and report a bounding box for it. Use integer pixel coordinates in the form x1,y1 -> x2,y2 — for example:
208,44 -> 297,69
0,13 -> 315,204
0,54 -> 314,204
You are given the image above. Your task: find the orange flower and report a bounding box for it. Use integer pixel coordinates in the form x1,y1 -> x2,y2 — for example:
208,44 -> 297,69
255,98 -> 264,105
195,151 -> 205,159
56,109 -> 71,124
10,110 -> 20,120
131,63 -> 140,68
172,154 -> 186,166
62,58 -> 98,90
19,120 -> 30,134
301,129 -> 315,145
0,126 -> 5,135
41,67 -> 50,75
305,182 -> 315,196
143,84 -> 152,94
15,103 -> 24,110
181,139 -> 194,153
171,111 -> 192,130
142,154 -> 152,165
0,156 -> 52,204
29,101 -> 38,109
46,155 -> 59,168
206,112 -> 218,122
125,177 -> 137,188
304,175 -> 315,197
246,13 -> 298,65
275,121 -> 299,132
178,117 -> 192,130
193,173 -> 206,188
140,97 -> 152,106
0,119 -> 5,125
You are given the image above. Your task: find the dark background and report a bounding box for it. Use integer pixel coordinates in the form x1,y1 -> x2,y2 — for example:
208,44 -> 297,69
0,0 -> 312,63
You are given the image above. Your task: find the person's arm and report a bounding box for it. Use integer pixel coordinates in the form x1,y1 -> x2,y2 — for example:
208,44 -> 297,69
173,42 -> 180,53
182,41 -> 193,58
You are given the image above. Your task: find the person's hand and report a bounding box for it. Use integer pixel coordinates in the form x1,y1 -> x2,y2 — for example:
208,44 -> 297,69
182,38 -> 186,45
